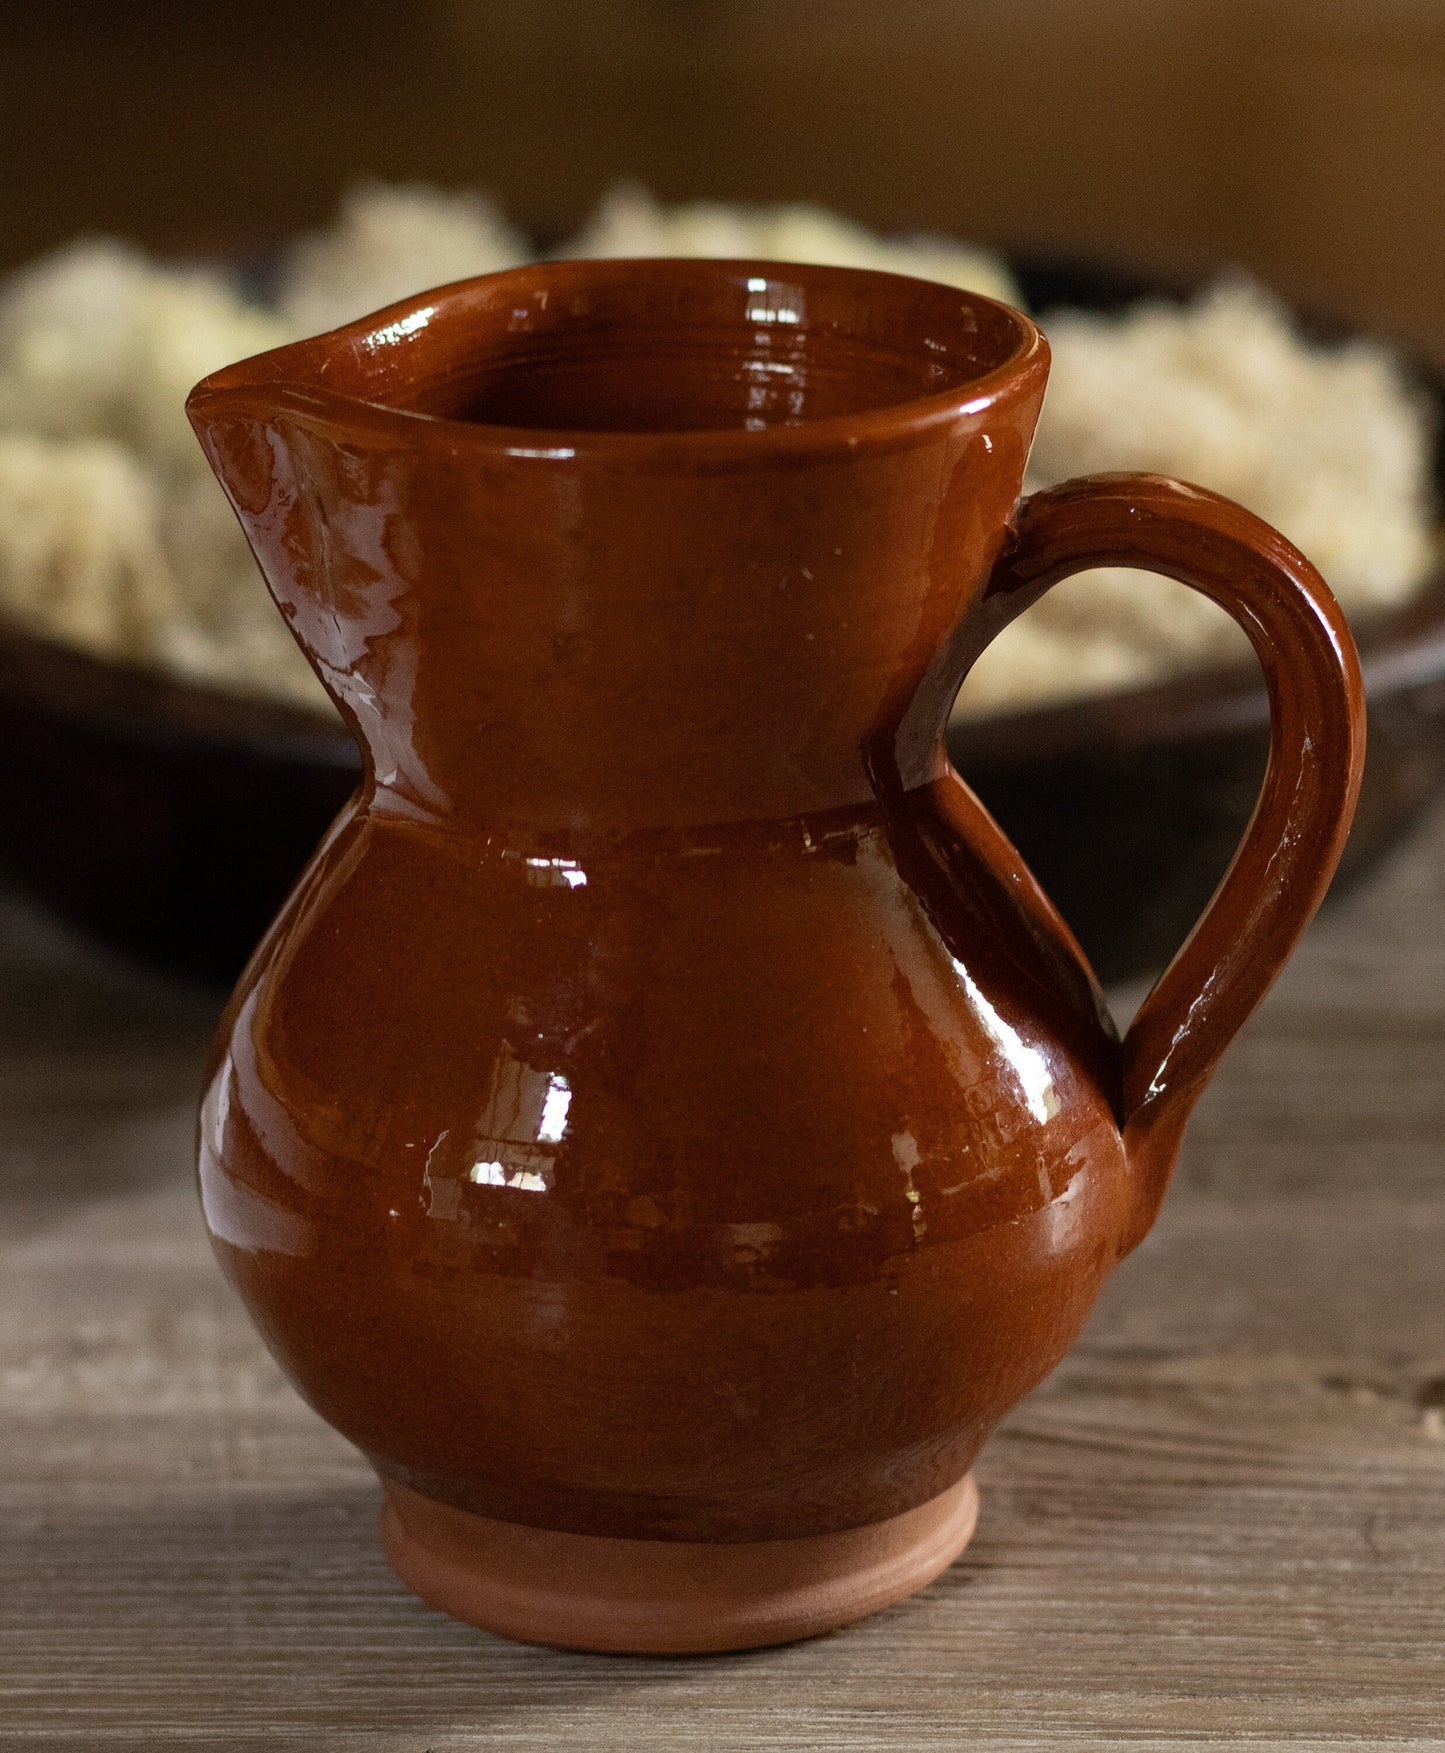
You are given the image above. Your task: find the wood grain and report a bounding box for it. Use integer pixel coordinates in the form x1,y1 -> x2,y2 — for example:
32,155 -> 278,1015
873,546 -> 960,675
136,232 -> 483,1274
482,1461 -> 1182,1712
2,803 -> 1443,1749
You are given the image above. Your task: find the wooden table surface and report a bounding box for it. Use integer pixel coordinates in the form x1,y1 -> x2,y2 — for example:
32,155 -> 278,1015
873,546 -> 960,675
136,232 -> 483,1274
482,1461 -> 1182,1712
3,802 -> 1443,1751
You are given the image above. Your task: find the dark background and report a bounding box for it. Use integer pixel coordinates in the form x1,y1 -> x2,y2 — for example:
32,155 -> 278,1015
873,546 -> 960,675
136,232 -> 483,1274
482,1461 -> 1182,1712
7,0 -> 1444,353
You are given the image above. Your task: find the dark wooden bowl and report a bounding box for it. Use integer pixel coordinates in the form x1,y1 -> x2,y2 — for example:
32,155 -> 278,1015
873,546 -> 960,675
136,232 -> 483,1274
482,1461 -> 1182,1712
0,629 -> 357,984
2,258 -> 1442,987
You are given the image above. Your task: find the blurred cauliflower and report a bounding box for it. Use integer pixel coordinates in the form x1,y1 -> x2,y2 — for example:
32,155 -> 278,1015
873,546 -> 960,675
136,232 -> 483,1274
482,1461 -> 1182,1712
0,239 -> 320,707
565,184 -> 1020,305
956,280 -> 1437,717
279,182 -> 528,335
0,433 -> 176,657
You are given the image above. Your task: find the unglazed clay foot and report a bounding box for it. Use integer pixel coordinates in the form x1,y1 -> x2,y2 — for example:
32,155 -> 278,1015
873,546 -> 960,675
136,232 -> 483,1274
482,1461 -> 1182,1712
379,1475 -> 980,1654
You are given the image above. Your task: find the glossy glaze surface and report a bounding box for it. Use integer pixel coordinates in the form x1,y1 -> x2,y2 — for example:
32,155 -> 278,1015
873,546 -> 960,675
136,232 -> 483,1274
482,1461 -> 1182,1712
189,259 -> 1363,1548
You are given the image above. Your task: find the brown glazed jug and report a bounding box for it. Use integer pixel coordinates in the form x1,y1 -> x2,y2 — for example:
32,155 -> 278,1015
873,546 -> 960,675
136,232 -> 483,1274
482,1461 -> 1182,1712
188,259 -> 1364,1654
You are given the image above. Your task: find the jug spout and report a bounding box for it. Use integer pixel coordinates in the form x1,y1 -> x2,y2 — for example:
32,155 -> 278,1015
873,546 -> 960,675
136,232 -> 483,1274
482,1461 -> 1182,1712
188,365 -> 463,821
189,261 -> 1046,837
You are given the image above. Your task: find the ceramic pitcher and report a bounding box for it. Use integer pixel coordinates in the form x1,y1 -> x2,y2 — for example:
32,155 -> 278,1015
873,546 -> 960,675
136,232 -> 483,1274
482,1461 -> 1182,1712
188,259 -> 1364,1654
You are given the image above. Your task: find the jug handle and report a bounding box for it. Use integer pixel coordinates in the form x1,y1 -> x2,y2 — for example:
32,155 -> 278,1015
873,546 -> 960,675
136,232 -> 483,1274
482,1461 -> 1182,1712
971,473 -> 1365,1252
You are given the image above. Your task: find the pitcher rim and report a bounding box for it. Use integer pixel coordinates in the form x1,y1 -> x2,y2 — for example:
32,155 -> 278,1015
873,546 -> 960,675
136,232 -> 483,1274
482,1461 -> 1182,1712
187,257 -> 1049,463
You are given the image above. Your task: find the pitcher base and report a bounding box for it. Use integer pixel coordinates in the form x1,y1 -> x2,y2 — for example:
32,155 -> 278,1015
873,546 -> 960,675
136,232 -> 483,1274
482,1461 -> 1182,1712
379,1474 -> 979,1654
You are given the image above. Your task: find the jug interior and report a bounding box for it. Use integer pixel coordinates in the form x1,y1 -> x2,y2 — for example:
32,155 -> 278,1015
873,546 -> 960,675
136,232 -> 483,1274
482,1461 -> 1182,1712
352,263 -> 1028,436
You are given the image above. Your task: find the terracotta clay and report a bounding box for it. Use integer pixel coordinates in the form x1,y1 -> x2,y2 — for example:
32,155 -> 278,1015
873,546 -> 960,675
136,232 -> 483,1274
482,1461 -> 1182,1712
188,259 -> 1365,1653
